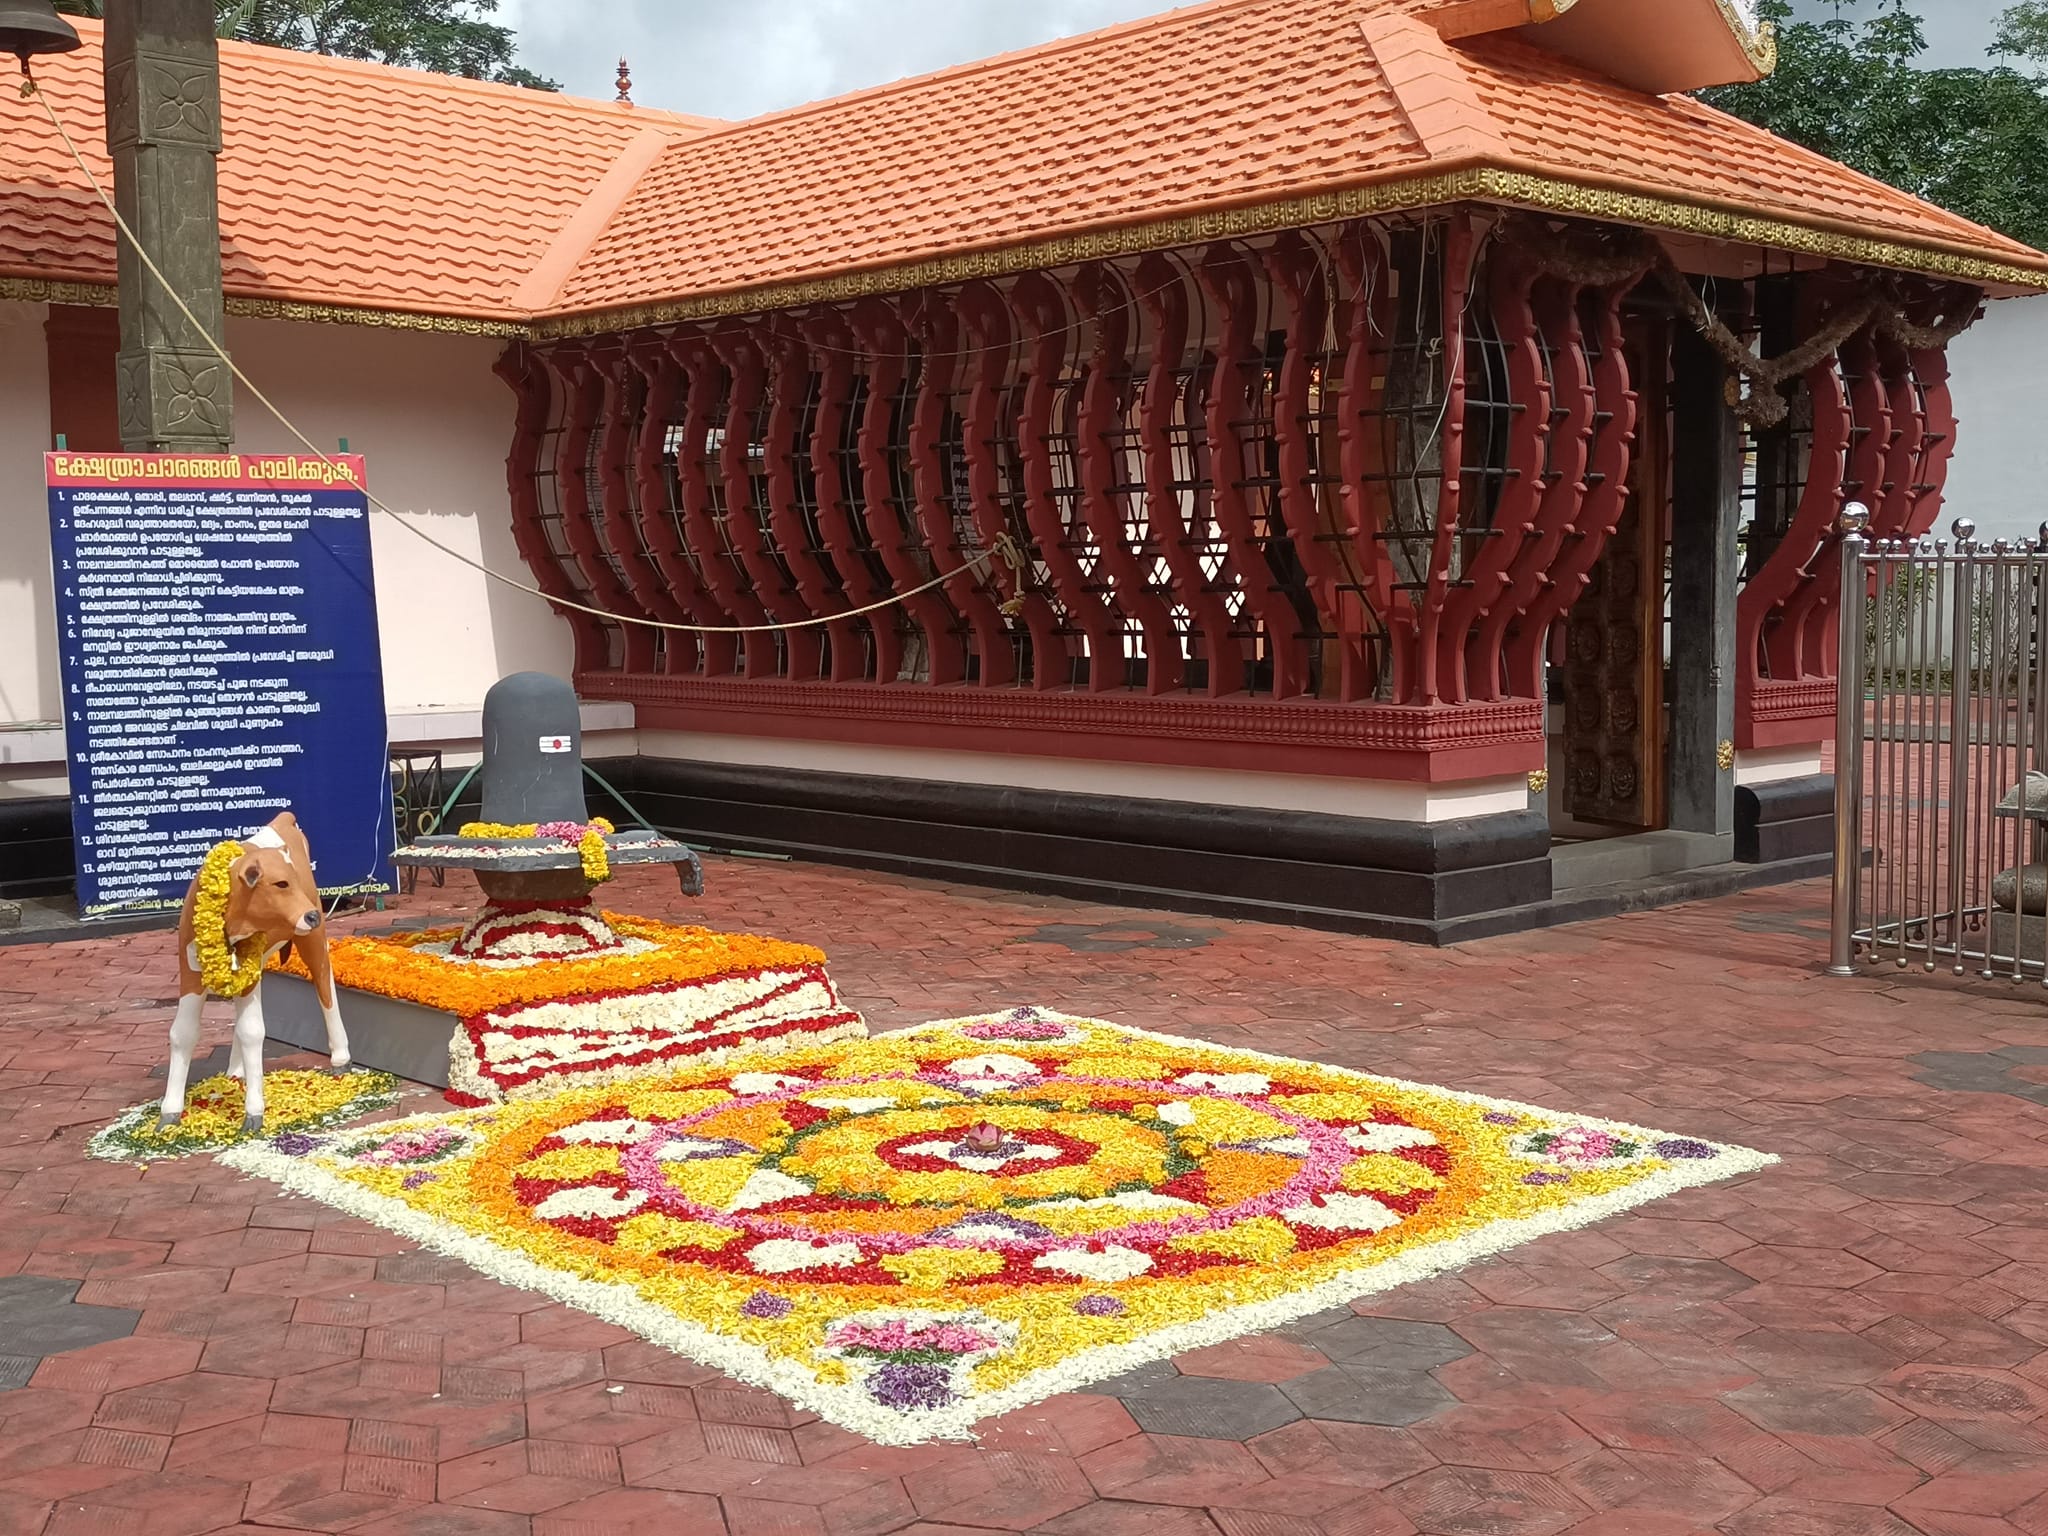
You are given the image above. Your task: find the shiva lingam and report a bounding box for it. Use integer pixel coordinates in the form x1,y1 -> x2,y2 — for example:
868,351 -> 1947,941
389,673 -> 701,961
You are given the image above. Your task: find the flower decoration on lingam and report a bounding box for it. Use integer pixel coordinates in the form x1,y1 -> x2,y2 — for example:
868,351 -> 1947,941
388,673 -> 702,963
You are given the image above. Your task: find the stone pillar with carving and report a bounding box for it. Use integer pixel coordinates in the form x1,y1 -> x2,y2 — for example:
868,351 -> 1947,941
105,0 -> 232,451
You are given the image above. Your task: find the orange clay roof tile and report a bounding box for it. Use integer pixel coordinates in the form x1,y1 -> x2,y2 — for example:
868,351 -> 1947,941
1,0 -> 2040,331
0,17 -> 716,320
550,0 -> 2048,321
1456,35 -> 2041,262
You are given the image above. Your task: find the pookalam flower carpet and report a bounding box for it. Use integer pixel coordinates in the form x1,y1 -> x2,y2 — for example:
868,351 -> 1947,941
268,910 -> 865,1104
219,1007 -> 1772,1444
90,1067 -> 401,1162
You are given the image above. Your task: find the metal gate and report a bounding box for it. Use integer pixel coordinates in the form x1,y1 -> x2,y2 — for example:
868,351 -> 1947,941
1830,507 -> 2048,981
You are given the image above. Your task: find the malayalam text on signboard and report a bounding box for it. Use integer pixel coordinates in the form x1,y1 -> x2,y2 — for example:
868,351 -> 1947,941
47,452 -> 393,917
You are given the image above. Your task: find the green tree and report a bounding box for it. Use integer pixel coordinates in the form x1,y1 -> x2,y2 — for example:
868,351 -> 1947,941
1701,0 -> 2048,250
54,0 -> 558,90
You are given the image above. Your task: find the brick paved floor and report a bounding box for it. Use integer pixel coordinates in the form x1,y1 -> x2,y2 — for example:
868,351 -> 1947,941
1,858 -> 2046,1535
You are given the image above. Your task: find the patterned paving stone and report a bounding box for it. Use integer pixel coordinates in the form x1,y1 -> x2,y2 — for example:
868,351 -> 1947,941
7,862 -> 2048,1530
1276,1364 -> 1458,1426
1111,1374 -> 1304,1440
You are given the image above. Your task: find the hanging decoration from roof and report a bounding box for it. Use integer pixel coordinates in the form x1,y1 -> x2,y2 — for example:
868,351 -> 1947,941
1505,216 -> 1984,430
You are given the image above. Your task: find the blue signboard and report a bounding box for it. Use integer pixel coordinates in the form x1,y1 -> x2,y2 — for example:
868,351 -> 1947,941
47,452 -> 393,918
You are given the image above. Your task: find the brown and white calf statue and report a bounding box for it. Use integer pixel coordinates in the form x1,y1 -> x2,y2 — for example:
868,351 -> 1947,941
160,812 -> 351,1133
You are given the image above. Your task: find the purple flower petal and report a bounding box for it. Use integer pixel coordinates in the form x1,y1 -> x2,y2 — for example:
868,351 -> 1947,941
741,1292 -> 793,1320
1522,1171 -> 1570,1185
1654,1139 -> 1718,1160
866,1361 -> 955,1411
1074,1295 -> 1126,1317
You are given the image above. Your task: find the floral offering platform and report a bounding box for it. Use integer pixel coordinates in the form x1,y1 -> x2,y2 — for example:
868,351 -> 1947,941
222,1007 -> 1772,1444
270,911 -> 864,1104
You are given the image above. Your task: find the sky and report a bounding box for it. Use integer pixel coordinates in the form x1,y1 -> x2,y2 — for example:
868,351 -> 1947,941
498,0 -> 2018,120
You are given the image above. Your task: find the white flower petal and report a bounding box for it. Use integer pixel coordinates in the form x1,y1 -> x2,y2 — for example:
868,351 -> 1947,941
1033,1246 -> 1154,1281
950,1054 -> 1039,1080
1155,1101 -> 1196,1126
1345,1125 -> 1438,1153
1176,1071 -> 1271,1094
1240,1136 -> 1312,1156
1282,1192 -> 1403,1232
732,1071 -> 810,1095
747,1239 -> 861,1274
726,1169 -> 813,1212
554,1118 -> 653,1145
804,1095 -> 897,1114
532,1185 -> 648,1222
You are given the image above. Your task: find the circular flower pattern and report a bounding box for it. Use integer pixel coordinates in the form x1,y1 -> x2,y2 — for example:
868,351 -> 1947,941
234,1012 -> 1751,1438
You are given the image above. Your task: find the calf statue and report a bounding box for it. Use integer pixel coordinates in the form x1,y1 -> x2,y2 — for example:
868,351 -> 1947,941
160,812 -> 351,1133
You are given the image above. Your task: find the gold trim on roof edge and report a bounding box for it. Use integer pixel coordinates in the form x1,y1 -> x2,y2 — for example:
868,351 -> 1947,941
531,166 -> 2048,338
0,277 -> 527,337
9,163 -> 2039,343
1717,1 -> 1779,74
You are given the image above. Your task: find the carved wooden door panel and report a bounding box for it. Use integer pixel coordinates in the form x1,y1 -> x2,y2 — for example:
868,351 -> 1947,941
1563,312 -> 1668,829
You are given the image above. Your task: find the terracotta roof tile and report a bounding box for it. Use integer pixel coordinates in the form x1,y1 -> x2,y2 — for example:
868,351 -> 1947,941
549,0 -> 1431,315
1456,35 -> 2042,264
551,0 -> 2047,323
0,18 -> 716,320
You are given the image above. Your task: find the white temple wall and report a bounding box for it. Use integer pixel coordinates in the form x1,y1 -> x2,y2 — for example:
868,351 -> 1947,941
222,316 -> 573,711
0,301 -> 58,739
0,313 -> 577,798
1947,292 -> 2048,546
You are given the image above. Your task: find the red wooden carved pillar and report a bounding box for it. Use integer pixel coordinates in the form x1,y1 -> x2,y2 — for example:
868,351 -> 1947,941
709,326 -> 819,679
1908,324 -> 1960,545
493,344 -> 608,674
1412,215 -> 1478,707
957,281 -> 1062,688
1786,327 -> 1889,674
1137,253 -> 1242,697
1738,303 -> 1854,688
1514,280 -> 1640,692
1485,275 -> 1594,701
762,323 -> 861,680
1439,247 -> 1549,704
671,335 -> 772,677
541,343 -> 641,672
1009,273 -> 1123,690
1198,244 -> 1307,700
903,293 -> 1015,686
1335,225 -> 1404,702
591,338 -> 667,674
847,299 -> 962,684
1071,264 -> 1183,694
799,309 -> 893,683
1263,233 -> 1364,699
626,337 -> 722,675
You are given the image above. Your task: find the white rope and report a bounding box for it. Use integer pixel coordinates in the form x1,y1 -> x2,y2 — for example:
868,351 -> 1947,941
22,75 -> 1023,636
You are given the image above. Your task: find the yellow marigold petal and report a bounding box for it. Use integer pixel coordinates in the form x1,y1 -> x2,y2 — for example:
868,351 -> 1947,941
1340,1155 -> 1442,1197
615,1214 -> 738,1254
518,1145 -> 622,1180
878,1246 -> 1007,1287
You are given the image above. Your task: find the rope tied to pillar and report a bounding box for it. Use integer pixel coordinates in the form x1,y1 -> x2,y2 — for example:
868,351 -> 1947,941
17,74 -> 1034,638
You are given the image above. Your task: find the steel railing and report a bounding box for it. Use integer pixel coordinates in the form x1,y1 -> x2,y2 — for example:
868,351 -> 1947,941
1831,506 -> 2048,982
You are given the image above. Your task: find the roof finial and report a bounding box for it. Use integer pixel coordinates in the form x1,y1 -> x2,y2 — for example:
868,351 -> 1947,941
615,57 -> 632,106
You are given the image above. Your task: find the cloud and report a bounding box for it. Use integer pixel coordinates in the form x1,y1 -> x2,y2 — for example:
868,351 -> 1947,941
500,0 -> 2012,118
499,0 -> 1186,117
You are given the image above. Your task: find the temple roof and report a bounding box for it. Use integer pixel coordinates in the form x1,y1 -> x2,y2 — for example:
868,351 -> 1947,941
0,18 -> 718,331
0,1 -> 2041,338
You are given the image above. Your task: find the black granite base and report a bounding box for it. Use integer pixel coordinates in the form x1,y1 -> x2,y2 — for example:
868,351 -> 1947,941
3,754 -> 1845,946
261,972 -> 456,1087
1737,775 -> 1834,865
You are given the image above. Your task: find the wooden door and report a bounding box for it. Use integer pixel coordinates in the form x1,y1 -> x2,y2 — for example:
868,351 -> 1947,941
1563,311 -> 1668,830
